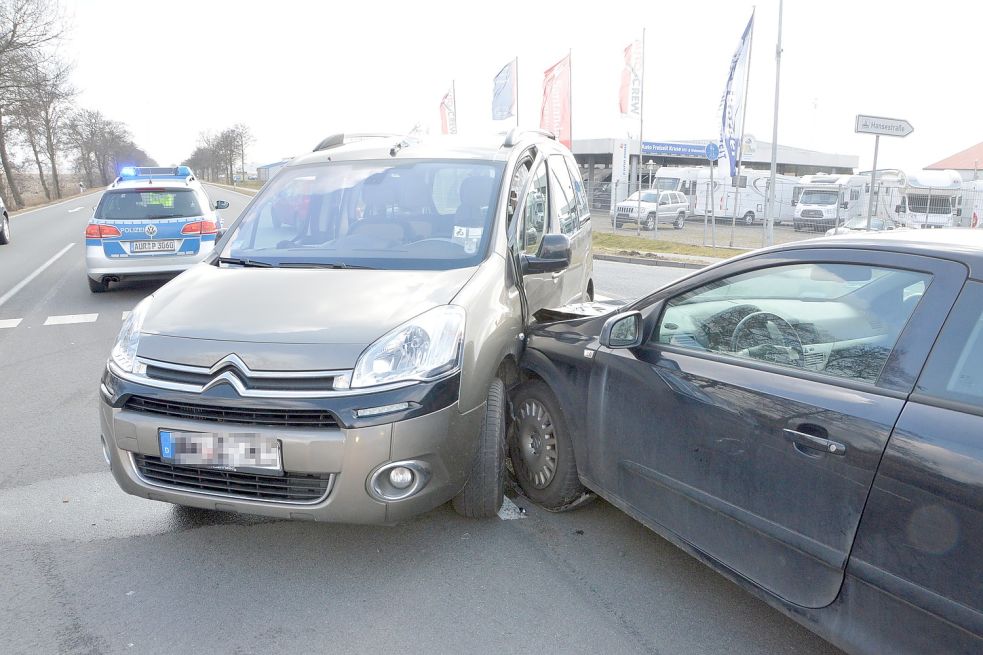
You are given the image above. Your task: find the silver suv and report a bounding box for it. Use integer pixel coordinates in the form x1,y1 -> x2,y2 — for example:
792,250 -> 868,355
614,190 -> 688,230
100,130 -> 593,523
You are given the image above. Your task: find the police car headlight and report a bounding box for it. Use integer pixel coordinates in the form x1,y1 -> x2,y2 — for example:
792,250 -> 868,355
350,306 -> 465,389
111,296 -> 153,374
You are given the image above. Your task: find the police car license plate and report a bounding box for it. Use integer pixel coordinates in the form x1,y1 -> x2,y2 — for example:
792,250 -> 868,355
158,430 -> 282,474
131,240 -> 176,253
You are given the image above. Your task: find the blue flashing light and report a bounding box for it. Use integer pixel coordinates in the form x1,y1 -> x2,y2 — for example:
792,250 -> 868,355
119,166 -> 138,178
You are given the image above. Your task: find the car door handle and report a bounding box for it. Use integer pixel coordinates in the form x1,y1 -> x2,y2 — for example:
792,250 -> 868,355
783,428 -> 847,456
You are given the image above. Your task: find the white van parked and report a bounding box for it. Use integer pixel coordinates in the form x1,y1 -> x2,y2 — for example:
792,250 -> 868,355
792,174 -> 868,232
692,169 -> 798,225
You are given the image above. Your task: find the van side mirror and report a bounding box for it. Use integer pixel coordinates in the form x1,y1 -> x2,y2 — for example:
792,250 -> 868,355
599,311 -> 643,348
520,233 -> 571,275
214,200 -> 230,210
840,202 -> 849,210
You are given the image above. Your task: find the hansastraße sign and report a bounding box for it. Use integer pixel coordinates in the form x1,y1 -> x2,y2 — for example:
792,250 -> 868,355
855,114 -> 914,137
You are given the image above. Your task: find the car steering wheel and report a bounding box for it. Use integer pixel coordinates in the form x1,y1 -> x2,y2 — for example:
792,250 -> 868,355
730,311 -> 804,367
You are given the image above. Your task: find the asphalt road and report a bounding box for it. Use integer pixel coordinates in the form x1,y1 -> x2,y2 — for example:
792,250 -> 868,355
0,185 -> 842,655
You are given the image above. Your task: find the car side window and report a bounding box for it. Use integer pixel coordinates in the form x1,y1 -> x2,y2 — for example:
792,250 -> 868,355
548,155 -> 577,236
506,157 -> 532,229
654,262 -> 933,384
518,161 -> 549,254
915,281 -> 983,408
564,157 -> 590,227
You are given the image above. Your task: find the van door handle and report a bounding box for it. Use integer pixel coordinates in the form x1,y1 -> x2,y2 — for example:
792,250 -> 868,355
783,428 -> 847,456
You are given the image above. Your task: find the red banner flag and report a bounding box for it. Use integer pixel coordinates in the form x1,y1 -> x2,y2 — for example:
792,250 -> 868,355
619,41 -> 642,118
440,84 -> 457,135
540,53 -> 571,149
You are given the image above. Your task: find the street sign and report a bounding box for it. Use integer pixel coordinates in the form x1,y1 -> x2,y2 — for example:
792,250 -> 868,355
855,114 -> 914,137
705,143 -> 720,160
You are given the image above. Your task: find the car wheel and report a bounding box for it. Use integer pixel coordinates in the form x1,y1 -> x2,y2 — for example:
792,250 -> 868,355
743,211 -> 755,226
452,377 -> 506,518
674,213 -> 686,229
793,221 -> 802,232
509,379 -> 588,511
88,277 -> 108,293
644,213 -> 656,231
0,214 -> 9,245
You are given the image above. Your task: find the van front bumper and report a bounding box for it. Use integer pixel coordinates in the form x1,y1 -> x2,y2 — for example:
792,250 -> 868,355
99,369 -> 483,524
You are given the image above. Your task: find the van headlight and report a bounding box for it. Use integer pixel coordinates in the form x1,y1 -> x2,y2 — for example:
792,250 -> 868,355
110,296 -> 153,374
350,305 -> 465,389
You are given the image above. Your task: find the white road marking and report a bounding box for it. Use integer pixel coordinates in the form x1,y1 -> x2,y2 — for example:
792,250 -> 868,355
9,192 -> 101,218
0,242 -> 76,310
203,183 -> 256,198
44,313 -> 99,326
67,207 -> 84,213
0,318 -> 22,329
497,496 -> 527,520
121,311 -> 131,320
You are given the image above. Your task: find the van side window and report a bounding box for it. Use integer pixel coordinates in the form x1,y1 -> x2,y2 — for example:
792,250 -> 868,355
507,158 -> 532,229
915,282 -> 983,408
548,155 -> 578,235
564,157 -> 591,227
518,162 -> 549,254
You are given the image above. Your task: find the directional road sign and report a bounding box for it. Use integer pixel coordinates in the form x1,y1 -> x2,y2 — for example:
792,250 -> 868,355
855,114 -> 914,137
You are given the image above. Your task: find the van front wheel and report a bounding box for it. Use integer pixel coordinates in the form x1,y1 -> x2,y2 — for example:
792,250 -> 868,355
452,378 -> 506,518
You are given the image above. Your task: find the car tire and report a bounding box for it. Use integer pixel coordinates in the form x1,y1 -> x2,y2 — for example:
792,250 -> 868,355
452,377 -> 506,518
509,379 -> 588,512
88,277 -> 108,293
674,213 -> 686,229
0,214 -> 9,245
743,211 -> 755,226
644,213 -> 656,231
793,221 -> 802,232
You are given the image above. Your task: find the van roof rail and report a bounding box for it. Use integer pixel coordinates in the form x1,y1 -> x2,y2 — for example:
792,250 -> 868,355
313,133 -> 398,152
502,128 -> 556,148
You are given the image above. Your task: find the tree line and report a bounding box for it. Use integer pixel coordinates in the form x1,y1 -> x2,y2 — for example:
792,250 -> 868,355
181,125 -> 254,184
0,0 -> 155,209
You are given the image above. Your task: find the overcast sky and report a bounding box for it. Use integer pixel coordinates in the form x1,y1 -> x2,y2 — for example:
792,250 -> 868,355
63,0 -> 982,172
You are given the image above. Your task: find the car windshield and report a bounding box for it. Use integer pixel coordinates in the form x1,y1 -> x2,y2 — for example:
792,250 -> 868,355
626,192 -> 660,203
843,216 -> 886,230
799,190 -> 838,206
223,160 -> 504,270
95,189 -> 203,220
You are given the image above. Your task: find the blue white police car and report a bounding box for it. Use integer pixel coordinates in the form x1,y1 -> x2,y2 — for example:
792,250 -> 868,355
85,166 -> 229,292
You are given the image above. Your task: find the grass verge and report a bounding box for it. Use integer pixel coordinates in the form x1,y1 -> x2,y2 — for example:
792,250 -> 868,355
593,232 -> 747,260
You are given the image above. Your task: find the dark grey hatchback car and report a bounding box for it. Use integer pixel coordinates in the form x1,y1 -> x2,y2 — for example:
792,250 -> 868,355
512,230 -> 983,655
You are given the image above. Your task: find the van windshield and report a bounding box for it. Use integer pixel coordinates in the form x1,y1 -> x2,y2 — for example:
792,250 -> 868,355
223,160 -> 505,270
799,189 -> 838,206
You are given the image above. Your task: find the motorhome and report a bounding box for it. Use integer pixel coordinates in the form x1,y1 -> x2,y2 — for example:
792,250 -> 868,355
958,180 -> 983,228
691,169 -> 799,225
860,169 -> 962,228
791,174 -> 868,232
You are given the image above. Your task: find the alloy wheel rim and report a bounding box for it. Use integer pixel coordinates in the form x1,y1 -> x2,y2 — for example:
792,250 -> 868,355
515,399 -> 558,489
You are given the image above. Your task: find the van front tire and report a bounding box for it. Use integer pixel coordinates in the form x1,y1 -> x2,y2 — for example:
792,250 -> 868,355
452,377 -> 506,518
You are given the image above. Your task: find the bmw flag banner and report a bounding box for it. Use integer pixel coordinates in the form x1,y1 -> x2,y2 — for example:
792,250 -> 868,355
492,59 -> 517,120
719,13 -> 754,178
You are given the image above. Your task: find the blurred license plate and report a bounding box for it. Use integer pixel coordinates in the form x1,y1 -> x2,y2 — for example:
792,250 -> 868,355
131,240 -> 176,253
158,430 -> 281,474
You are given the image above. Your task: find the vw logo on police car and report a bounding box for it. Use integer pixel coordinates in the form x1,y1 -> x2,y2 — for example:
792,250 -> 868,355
144,224 -> 158,238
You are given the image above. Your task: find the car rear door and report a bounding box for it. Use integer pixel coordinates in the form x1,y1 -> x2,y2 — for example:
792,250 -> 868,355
845,280 -> 983,648
584,248 -> 966,609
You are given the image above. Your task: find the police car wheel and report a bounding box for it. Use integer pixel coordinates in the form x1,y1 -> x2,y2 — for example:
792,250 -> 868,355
88,277 -> 108,293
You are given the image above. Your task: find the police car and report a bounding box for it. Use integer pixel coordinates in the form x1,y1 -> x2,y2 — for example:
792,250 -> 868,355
85,166 -> 229,292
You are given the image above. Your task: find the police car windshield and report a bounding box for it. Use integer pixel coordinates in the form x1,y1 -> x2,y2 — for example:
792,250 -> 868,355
96,189 -> 203,220
223,160 -> 505,270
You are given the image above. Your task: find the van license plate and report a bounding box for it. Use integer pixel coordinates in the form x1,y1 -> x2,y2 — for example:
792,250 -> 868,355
158,430 -> 282,474
131,240 -> 176,253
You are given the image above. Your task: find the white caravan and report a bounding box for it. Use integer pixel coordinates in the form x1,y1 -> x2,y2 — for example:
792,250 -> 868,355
791,174 -> 868,232
958,180 -> 983,228
860,169 -> 963,228
691,169 -> 799,225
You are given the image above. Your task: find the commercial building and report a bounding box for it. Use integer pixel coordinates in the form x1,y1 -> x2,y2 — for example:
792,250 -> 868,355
925,142 -> 983,181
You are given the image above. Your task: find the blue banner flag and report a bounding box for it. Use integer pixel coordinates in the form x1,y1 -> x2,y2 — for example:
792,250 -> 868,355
493,59 -> 516,120
720,13 -> 754,178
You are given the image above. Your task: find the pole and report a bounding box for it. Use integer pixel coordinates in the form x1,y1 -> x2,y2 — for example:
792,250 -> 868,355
764,0 -> 782,246
568,49 -> 573,148
635,28 -> 646,237
925,187 -> 932,228
452,79 -> 458,133
865,134 -> 880,231
731,8 -> 755,248
710,162 -> 718,249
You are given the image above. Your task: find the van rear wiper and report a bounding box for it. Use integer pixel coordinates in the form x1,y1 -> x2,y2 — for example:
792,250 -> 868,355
277,262 -> 374,270
216,256 -> 274,268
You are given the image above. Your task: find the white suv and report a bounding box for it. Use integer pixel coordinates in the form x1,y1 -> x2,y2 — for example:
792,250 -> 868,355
614,190 -> 688,230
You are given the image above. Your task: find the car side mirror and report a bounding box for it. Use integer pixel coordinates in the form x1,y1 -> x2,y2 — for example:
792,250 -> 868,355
599,311 -> 643,349
520,233 -> 571,275
840,202 -> 849,209
214,200 -> 230,210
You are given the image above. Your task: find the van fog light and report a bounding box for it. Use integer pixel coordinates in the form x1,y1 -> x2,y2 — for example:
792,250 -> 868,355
355,402 -> 410,418
367,460 -> 432,501
389,466 -> 414,489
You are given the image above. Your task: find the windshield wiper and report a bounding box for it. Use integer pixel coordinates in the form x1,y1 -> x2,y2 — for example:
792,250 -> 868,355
216,256 -> 274,268
276,262 -> 374,270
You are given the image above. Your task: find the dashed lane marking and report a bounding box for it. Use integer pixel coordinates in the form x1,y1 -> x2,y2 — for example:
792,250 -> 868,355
43,313 -> 99,326
0,242 -> 75,310
0,318 -> 23,329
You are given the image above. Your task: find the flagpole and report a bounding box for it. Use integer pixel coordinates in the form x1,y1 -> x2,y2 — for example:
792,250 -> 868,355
568,48 -> 573,147
635,28 -> 645,237
730,8 -> 755,248
515,57 -> 520,127
764,1 -> 783,246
